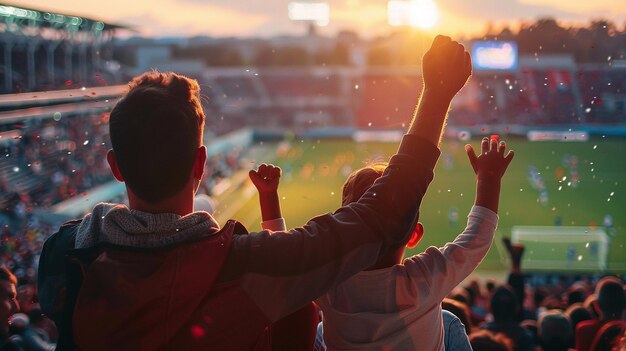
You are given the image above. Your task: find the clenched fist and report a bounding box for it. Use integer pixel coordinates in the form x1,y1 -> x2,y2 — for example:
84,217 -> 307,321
422,35 -> 472,100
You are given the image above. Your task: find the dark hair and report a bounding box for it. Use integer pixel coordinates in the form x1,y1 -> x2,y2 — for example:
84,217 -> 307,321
491,286 -> 518,323
486,279 -> 496,294
583,294 -> 600,319
567,285 -> 586,305
565,303 -> 592,333
538,310 -> 572,351
469,330 -> 513,351
341,163 -> 386,206
596,277 -> 624,318
0,267 -> 16,285
109,71 -> 205,202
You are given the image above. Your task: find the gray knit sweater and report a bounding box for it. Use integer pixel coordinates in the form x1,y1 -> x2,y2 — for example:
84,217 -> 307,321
75,203 -> 220,249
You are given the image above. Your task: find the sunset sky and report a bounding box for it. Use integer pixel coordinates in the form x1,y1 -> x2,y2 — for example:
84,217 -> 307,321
7,0 -> 626,38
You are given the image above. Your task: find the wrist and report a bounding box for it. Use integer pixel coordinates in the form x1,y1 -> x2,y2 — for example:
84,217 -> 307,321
421,87 -> 454,108
477,176 -> 503,184
475,179 -> 501,213
258,190 -> 279,196
421,88 -> 455,104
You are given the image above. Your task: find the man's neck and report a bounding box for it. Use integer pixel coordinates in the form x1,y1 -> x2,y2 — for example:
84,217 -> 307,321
127,188 -> 194,216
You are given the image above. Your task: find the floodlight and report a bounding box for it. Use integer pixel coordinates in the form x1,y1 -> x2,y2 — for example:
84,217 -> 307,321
387,0 -> 438,29
288,1 -> 330,26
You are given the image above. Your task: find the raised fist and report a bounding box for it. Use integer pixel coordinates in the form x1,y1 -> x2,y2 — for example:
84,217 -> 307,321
249,163 -> 282,194
422,35 -> 472,99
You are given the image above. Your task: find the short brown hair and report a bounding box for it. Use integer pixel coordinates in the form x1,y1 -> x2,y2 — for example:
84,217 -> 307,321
341,163 -> 386,206
109,72 -> 205,202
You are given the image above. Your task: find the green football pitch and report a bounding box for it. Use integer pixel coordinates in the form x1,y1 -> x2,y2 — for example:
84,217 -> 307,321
212,137 -> 626,273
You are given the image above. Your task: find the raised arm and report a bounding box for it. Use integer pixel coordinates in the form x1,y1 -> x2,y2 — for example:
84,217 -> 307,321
403,137 -> 514,304
220,36 -> 474,322
409,35 -> 472,145
503,237 -> 526,321
249,163 -> 285,231
466,135 -> 515,214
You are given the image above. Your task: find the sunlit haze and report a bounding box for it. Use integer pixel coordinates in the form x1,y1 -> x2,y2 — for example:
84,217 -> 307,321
388,0 -> 438,29
6,0 -> 626,38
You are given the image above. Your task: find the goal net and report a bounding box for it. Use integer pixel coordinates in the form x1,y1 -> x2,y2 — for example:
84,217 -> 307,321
511,226 -> 609,272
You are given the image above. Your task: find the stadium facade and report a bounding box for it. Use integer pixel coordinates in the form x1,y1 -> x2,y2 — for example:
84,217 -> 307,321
0,2 -> 126,93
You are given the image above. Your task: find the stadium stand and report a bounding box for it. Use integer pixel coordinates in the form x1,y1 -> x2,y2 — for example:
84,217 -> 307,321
354,68 -> 422,129
0,2 -> 127,93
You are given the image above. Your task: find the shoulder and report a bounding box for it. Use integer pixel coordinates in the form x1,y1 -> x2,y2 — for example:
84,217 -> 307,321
41,219 -> 82,259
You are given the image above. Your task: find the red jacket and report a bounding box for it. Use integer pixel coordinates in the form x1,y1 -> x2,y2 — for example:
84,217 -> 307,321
72,220 -> 275,350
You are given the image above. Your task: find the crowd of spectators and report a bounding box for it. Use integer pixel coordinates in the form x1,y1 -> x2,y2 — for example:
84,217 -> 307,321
0,114 -> 113,230
435,239 -> 626,351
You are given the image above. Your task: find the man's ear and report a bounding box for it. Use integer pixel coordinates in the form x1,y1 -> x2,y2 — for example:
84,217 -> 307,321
406,222 -> 424,249
193,145 -> 207,181
106,150 -> 124,182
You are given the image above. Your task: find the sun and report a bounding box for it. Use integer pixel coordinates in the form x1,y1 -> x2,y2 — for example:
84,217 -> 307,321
387,0 -> 439,29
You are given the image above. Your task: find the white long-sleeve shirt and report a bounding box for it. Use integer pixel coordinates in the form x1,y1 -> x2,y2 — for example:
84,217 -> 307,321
315,206 -> 498,351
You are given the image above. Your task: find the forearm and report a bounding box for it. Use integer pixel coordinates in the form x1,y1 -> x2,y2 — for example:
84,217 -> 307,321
407,89 -> 453,146
259,192 -> 282,222
474,179 -> 501,214
404,206 -> 497,302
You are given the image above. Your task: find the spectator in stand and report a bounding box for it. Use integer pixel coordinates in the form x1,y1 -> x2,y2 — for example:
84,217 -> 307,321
255,133 -> 514,350
565,302 -> 592,347
481,286 -> 535,351
502,237 -> 533,321
0,266 -> 22,350
567,282 -> 588,305
537,310 -> 572,351
6,313 -> 55,351
38,34 -> 469,350
576,276 -> 625,351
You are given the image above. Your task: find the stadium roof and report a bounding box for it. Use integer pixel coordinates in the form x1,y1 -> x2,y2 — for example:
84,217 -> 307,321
0,2 -> 131,32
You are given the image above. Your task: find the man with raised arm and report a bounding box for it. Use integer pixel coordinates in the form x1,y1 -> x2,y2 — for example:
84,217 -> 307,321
38,35 -> 471,350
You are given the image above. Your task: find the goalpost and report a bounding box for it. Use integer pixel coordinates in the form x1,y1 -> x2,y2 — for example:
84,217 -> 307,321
511,226 -> 609,272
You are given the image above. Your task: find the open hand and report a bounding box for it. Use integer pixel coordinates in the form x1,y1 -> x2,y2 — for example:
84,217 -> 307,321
422,35 -> 472,99
249,164 -> 282,194
465,136 -> 514,180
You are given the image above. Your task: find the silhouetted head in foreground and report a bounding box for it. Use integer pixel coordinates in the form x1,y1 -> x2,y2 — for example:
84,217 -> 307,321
107,72 -> 207,214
